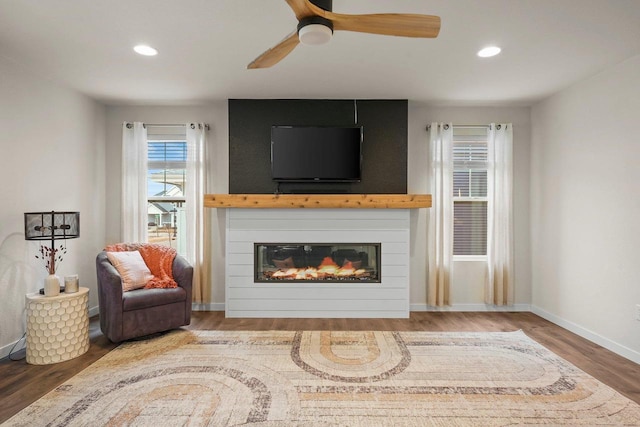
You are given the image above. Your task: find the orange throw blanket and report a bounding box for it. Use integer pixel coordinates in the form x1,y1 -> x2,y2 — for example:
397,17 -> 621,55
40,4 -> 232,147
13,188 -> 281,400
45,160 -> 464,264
104,243 -> 178,289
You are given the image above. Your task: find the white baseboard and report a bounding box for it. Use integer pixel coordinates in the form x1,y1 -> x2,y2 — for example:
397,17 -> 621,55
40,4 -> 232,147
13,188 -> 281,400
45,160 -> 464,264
531,305 -> 640,365
89,305 -> 99,318
90,305 -> 223,315
410,303 -> 531,312
192,303 -> 225,312
0,336 -> 25,360
193,303 -> 532,313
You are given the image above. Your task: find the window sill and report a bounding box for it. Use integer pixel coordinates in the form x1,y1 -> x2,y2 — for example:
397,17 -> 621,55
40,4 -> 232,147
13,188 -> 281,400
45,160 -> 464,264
453,255 -> 487,262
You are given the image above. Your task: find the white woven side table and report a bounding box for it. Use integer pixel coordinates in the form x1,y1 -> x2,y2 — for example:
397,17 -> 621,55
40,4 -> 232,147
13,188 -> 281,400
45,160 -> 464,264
25,287 -> 90,365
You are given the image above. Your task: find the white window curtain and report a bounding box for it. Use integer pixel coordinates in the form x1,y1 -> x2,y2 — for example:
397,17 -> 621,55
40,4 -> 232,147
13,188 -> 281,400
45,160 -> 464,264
427,123 -> 453,306
185,123 -> 210,303
121,122 -> 148,243
485,123 -> 514,305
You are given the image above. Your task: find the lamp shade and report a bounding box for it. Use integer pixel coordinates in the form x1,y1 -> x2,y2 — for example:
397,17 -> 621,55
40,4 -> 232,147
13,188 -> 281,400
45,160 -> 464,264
24,211 -> 80,241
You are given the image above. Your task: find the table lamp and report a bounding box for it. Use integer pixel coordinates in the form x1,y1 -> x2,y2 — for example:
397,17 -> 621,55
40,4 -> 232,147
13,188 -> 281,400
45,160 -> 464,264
24,211 -> 80,296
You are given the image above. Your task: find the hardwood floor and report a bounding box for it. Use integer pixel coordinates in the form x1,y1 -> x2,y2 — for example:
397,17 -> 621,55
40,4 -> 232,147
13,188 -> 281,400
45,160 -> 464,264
1,311 -> 639,423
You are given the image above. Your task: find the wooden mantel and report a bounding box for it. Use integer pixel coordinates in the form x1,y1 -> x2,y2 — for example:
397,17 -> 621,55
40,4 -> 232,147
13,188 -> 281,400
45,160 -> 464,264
203,194 -> 431,209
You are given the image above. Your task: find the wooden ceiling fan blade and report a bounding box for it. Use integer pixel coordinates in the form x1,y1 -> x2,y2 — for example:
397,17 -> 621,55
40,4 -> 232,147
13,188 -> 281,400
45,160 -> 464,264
247,31 -> 300,69
285,0 -> 323,20
328,12 -> 441,38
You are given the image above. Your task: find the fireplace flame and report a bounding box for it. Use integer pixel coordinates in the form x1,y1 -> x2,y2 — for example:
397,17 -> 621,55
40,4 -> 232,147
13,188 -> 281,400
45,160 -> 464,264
318,257 -> 337,267
317,256 -> 339,275
266,256 -> 370,281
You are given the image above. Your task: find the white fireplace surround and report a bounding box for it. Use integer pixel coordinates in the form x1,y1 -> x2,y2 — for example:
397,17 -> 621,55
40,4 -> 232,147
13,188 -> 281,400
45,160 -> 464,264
225,208 -> 410,318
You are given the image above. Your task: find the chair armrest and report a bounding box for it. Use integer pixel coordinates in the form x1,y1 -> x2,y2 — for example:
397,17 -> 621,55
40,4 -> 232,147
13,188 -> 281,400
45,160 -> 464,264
172,254 -> 194,322
96,251 -> 124,341
96,252 -> 124,302
172,255 -> 193,304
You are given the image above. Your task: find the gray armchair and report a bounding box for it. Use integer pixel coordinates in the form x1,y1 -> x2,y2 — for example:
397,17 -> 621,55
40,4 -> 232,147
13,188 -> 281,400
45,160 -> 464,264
96,251 -> 193,343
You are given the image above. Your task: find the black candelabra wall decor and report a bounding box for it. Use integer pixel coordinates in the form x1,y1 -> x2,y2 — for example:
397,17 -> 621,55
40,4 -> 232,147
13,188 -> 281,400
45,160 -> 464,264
228,99 -> 408,194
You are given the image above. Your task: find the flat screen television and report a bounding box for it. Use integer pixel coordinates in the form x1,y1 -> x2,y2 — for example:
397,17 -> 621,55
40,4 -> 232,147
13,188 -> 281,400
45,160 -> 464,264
271,126 -> 363,182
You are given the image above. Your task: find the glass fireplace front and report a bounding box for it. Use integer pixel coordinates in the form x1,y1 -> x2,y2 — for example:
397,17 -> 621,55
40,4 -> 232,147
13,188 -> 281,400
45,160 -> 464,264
254,243 -> 381,283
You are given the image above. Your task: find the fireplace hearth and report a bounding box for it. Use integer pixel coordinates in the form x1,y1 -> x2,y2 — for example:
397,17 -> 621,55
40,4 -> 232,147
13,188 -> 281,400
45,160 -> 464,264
254,243 -> 381,283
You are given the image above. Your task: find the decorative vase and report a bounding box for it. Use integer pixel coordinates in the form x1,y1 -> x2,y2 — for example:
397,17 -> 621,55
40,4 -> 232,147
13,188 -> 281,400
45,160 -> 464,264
44,274 -> 60,296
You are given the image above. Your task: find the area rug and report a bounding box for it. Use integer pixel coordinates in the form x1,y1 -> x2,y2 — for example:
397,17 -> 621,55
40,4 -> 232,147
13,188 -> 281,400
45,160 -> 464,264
5,330 -> 640,426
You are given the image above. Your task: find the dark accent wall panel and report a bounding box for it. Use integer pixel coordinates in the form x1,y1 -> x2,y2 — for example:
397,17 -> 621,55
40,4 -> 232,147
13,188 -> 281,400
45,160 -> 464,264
229,99 -> 407,194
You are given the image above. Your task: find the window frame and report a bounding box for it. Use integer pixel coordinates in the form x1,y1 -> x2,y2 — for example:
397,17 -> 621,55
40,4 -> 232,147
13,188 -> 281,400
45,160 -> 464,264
452,128 -> 489,260
146,136 -> 188,256
146,138 -> 187,204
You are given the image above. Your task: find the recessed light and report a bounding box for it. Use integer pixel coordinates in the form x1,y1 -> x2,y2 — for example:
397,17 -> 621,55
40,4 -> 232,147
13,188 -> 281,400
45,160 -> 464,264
133,45 -> 158,56
477,46 -> 501,58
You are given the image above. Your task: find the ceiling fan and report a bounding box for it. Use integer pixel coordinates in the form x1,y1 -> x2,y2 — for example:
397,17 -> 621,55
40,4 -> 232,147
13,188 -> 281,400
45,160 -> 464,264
247,0 -> 441,69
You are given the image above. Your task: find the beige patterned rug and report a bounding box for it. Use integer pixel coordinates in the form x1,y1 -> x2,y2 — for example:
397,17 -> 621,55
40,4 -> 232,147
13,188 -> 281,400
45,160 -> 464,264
6,330 -> 640,426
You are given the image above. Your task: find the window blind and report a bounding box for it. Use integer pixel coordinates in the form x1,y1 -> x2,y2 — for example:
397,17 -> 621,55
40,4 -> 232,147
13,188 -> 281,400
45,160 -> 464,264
453,127 -> 488,256
147,140 -> 187,198
453,201 -> 488,255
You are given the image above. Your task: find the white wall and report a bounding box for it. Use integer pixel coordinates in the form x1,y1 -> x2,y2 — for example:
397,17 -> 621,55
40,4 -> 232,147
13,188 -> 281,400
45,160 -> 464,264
0,55 -> 106,358
105,104 -> 228,305
408,104 -> 532,309
104,103 -> 531,311
531,55 -> 640,361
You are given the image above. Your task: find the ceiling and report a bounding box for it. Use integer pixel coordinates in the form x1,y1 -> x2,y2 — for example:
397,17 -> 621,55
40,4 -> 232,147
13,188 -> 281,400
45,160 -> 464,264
1,0 -> 639,106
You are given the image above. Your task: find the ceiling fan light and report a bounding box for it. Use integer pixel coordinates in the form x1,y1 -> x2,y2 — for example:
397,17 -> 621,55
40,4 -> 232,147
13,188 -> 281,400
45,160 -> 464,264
298,24 -> 333,45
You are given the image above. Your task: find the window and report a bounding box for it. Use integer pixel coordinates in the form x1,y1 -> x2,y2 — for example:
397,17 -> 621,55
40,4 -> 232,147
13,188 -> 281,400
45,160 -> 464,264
147,135 -> 187,256
453,127 -> 488,256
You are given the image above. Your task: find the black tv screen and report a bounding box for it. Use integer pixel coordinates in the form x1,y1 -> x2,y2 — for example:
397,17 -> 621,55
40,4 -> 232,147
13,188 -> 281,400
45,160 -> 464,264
271,126 -> 363,182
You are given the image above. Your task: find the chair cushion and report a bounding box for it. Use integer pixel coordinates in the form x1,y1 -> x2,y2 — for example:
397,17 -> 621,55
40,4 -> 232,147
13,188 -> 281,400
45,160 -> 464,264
106,251 -> 153,291
122,287 -> 187,312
